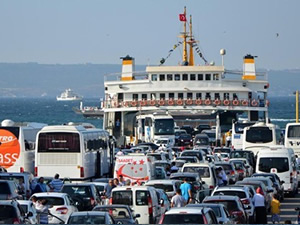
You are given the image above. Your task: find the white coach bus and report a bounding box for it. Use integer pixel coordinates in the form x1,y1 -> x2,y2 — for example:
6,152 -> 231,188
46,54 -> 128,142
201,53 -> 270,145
35,123 -> 110,181
0,119 -> 46,173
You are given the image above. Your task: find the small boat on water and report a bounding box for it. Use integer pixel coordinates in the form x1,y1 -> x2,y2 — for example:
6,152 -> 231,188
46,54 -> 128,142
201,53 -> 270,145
73,101 -> 104,118
56,89 -> 82,101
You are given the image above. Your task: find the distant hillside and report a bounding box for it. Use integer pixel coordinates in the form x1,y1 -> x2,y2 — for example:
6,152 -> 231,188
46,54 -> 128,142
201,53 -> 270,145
0,63 -> 299,98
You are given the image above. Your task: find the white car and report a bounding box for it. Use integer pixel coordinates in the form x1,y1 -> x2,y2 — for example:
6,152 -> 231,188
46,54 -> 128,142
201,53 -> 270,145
31,192 -> 78,224
230,158 -> 253,176
145,179 -> 182,200
17,200 -> 38,224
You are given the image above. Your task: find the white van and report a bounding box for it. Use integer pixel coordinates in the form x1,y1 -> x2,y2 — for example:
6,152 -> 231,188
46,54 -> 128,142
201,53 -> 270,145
111,186 -> 162,224
114,154 -> 155,184
181,162 -> 217,193
256,146 -> 298,196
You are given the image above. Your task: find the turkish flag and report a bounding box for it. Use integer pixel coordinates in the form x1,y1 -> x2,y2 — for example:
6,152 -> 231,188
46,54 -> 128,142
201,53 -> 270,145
179,14 -> 186,22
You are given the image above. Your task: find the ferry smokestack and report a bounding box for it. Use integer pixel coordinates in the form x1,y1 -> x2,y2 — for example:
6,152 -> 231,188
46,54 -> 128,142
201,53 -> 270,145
120,55 -> 135,81
242,54 -> 256,80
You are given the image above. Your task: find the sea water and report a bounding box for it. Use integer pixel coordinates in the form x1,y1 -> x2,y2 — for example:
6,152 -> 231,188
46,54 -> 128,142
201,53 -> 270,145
0,96 -> 297,129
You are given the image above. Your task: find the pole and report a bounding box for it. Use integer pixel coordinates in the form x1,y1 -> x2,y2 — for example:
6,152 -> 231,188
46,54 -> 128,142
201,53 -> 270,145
296,90 -> 299,123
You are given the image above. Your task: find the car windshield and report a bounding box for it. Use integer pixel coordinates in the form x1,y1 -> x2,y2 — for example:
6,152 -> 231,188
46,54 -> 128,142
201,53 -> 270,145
216,164 -> 233,171
162,214 -> 204,224
176,157 -> 197,163
68,215 -> 105,224
62,186 -> 92,198
181,152 -> 203,161
259,157 -> 289,173
253,174 -> 275,183
147,184 -> 174,192
36,197 -> 65,205
205,200 -> 238,212
246,127 -> 273,143
0,205 -> 17,219
230,151 -> 250,160
154,119 -> 174,135
233,162 -> 244,170
171,176 -> 196,182
194,137 -> 209,145
94,207 -> 130,219
214,191 -> 246,199
215,148 -> 231,153
183,167 -> 210,178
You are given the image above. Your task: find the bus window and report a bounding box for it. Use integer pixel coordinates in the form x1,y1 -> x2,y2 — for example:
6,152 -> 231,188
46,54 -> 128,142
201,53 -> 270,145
154,119 -> 174,135
245,127 -> 273,143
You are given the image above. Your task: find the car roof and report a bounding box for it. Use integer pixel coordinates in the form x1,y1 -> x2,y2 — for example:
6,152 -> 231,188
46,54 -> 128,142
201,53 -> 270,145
94,204 -> 130,209
33,192 -> 68,197
145,180 -> 181,184
186,203 -> 224,209
214,185 -> 248,192
170,172 -> 199,177
165,207 -> 205,215
204,195 -> 240,201
112,186 -> 155,191
70,211 -> 108,216
182,163 -> 211,167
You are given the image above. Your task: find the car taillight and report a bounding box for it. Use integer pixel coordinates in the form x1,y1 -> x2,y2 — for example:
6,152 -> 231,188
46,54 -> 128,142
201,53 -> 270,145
34,167 -> 38,176
232,211 -> 243,217
20,167 -> 24,173
80,167 -> 84,178
230,170 -> 235,175
109,198 -> 112,205
56,207 -> 68,214
202,214 -> 208,224
159,213 -> 165,224
194,185 -> 200,190
209,185 -> 214,189
237,169 -> 244,174
148,196 -> 153,214
241,198 -> 250,205
90,197 -> 95,205
13,218 -> 20,224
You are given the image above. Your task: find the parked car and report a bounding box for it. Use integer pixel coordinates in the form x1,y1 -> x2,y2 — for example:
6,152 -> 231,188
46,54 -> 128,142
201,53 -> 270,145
230,160 -> 247,180
18,200 -> 38,224
155,166 -> 168,179
193,133 -> 210,146
175,130 -> 188,145
177,134 -> 193,147
211,185 -> 255,222
230,158 -> 253,176
185,203 -> 233,224
229,150 -> 256,171
0,200 -> 29,224
111,186 -> 162,224
201,130 -> 216,145
0,180 -> 20,200
145,179 -> 182,200
66,211 -> 115,224
31,192 -> 78,223
202,195 -> 248,224
175,156 -> 200,164
93,204 -> 139,224
180,150 -> 204,162
61,183 -> 101,211
159,207 -> 218,224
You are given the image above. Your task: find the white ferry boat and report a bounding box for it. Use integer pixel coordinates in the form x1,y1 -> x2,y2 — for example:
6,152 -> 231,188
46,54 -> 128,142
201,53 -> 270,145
102,7 -> 270,145
56,89 -> 82,101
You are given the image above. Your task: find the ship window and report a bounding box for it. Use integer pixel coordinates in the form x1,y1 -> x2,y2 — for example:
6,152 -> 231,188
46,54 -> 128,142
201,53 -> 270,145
205,74 -> 211,80
159,74 -> 165,81
132,94 -> 138,101
196,93 -> 202,99
167,74 -> 173,81
151,93 -> 156,100
205,93 -> 211,100
160,93 -> 166,100
178,93 -> 184,99
198,74 -> 203,80
169,93 -> 175,99
183,74 -> 188,80
213,73 -> 219,80
215,93 -> 220,100
233,93 -> 238,100
224,93 -> 229,100
187,93 -> 193,99
175,74 -> 180,81
142,94 -> 147,100
190,74 -> 196,80
152,74 -> 158,81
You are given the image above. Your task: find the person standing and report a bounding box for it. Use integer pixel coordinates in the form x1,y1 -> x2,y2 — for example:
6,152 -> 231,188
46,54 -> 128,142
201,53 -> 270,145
48,174 -> 63,192
119,175 -> 125,186
17,178 -> 26,196
171,189 -> 186,207
271,194 -> 281,224
33,177 -> 47,194
35,199 -> 49,224
253,187 -> 267,224
180,178 -> 192,203
104,179 -> 116,199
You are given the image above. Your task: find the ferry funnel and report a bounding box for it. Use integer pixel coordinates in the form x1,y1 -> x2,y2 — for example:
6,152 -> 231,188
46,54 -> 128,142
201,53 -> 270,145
242,54 -> 256,80
121,55 -> 135,81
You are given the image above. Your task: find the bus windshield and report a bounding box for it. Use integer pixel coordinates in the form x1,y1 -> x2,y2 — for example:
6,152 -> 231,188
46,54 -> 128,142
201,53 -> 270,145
154,119 -> 174,135
259,157 -> 289,173
38,132 -> 80,152
234,122 -> 254,134
287,125 -> 300,138
246,127 -> 273,143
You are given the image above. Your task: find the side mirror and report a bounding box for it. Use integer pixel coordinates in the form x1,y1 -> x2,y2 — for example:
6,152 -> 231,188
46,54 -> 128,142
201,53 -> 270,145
134,213 -> 141,218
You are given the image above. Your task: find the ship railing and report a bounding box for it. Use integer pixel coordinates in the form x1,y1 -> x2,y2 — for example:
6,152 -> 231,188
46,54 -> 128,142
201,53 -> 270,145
104,71 -> 149,82
103,98 -> 270,109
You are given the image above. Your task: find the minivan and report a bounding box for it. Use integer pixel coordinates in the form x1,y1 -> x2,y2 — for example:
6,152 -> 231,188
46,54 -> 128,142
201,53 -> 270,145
256,146 -> 298,196
111,186 -> 162,224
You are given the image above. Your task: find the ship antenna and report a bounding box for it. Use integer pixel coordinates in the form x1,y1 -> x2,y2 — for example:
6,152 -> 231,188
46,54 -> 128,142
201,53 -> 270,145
188,15 -> 195,66
181,6 -> 188,65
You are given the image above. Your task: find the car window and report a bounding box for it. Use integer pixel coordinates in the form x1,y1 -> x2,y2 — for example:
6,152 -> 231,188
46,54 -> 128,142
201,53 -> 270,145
20,204 -> 28,213
68,215 -> 105,224
147,184 -> 174,192
62,186 -> 92,198
210,206 -> 221,217
163,214 -> 204,224
206,200 -> 238,212
136,191 -> 149,206
216,164 -> 233,171
0,205 -> 17,218
183,167 -> 210,178
112,191 -> 133,206
36,197 -> 65,206
0,183 -> 11,194
214,190 -> 246,199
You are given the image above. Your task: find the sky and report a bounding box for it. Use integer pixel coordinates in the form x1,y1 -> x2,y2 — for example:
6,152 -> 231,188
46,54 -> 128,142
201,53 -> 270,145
0,0 -> 299,70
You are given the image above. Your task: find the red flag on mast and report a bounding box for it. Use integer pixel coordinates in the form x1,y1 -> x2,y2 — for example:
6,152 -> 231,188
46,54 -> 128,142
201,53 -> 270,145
179,14 -> 186,22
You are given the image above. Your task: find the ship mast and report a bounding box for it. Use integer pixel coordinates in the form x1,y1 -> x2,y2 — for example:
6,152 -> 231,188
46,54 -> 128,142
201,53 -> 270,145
182,6 -> 188,64
188,15 -> 195,66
